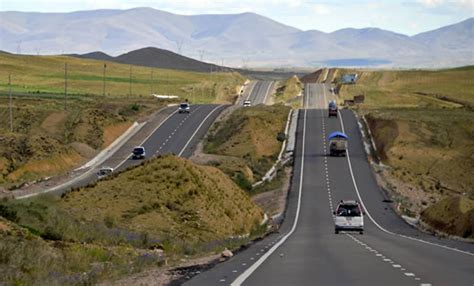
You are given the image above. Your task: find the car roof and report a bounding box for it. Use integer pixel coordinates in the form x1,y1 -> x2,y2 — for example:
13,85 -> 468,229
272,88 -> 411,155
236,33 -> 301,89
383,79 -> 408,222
134,146 -> 145,149
339,200 -> 359,205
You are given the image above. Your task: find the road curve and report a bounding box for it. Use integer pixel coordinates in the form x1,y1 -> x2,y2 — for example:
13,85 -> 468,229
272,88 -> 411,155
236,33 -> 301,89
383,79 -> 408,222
44,104 -> 226,196
185,84 -> 474,286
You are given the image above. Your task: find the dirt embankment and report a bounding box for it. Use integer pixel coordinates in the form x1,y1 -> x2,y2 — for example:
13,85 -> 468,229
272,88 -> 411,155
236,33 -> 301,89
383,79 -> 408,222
421,196 -> 474,239
364,115 -> 398,162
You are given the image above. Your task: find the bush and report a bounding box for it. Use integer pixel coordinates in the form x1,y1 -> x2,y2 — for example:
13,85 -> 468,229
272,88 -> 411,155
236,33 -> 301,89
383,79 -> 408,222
233,172 -> 252,192
276,132 -> 286,142
0,204 -> 18,222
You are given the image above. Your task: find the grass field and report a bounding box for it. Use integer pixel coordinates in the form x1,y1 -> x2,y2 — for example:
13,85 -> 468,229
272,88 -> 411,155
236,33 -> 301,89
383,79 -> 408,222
0,53 -> 245,103
0,54 -> 245,190
274,76 -> 302,108
0,155 -> 263,285
204,105 -> 290,190
338,67 -> 474,237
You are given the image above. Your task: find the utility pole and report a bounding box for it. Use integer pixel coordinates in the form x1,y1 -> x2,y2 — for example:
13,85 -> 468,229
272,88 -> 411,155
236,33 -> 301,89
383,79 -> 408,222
8,73 -> 13,132
150,68 -> 154,95
64,63 -> 68,110
102,63 -> 107,96
129,65 -> 132,97
192,87 -> 195,104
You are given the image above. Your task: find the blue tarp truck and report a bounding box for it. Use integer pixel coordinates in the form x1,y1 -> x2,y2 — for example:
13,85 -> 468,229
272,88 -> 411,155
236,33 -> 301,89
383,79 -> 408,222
329,131 -> 348,156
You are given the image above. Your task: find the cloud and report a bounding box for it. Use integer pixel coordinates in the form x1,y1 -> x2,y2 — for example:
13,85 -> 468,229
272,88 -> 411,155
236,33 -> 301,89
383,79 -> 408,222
312,4 -> 330,15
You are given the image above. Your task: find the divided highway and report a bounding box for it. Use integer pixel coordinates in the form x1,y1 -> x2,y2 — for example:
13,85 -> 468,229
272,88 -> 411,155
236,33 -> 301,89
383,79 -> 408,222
186,83 -> 474,285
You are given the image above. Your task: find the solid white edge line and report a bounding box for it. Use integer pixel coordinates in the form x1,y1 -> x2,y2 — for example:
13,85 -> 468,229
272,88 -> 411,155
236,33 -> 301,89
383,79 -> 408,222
178,105 -> 223,157
231,108 -> 307,286
245,81 -> 257,101
262,81 -> 273,105
113,108 -> 179,171
337,109 -> 473,257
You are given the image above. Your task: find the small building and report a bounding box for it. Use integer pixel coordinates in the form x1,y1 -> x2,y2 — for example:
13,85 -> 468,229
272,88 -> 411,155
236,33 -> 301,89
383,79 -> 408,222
342,73 -> 358,84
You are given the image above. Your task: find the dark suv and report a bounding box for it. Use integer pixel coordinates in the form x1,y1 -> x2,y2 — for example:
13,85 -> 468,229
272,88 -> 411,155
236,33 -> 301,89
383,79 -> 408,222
132,146 -> 146,159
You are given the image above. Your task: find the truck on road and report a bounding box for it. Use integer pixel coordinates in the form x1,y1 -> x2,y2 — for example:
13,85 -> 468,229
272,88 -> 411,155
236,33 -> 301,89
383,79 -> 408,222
328,131 -> 348,156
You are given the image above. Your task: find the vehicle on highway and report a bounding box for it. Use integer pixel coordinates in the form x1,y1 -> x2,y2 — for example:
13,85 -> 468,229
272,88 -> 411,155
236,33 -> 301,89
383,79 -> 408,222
243,99 -> 252,107
97,166 -> 114,179
328,101 -> 337,118
328,131 -> 348,156
178,102 -> 190,113
334,200 -> 364,234
132,146 -> 146,159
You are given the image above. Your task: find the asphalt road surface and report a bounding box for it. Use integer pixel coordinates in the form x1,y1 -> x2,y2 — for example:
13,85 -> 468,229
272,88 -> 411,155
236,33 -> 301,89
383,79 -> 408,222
240,80 -> 274,106
186,84 -> 474,285
47,104 -> 226,196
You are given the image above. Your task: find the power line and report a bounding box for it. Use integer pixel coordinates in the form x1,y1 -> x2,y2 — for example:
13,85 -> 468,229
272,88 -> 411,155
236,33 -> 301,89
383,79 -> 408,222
64,62 -> 68,110
8,73 -> 13,132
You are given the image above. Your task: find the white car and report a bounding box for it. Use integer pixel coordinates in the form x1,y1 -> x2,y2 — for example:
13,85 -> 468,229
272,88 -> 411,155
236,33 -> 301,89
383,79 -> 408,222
243,100 -> 252,107
334,200 -> 364,234
97,166 -> 114,179
178,102 -> 190,113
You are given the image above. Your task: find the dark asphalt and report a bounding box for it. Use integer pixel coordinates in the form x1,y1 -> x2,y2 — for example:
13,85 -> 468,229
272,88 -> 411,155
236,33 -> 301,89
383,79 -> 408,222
185,84 -> 474,285
48,104 -> 226,196
244,80 -> 274,105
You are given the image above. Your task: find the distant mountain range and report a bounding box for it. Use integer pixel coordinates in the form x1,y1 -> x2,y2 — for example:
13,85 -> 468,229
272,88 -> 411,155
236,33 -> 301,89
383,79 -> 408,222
0,8 -> 472,67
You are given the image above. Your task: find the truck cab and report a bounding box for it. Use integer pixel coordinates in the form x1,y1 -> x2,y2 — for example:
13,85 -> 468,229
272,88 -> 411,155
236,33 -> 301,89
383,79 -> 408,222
328,131 -> 348,157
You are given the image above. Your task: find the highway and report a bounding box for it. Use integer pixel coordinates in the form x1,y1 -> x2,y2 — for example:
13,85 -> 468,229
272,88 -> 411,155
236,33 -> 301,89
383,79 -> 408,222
186,83 -> 474,285
239,80 -> 275,105
42,104 -> 226,196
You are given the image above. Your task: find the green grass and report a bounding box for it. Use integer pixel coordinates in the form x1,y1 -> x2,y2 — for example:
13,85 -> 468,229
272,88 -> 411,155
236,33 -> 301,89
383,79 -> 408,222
0,53 -> 245,103
205,105 -> 290,187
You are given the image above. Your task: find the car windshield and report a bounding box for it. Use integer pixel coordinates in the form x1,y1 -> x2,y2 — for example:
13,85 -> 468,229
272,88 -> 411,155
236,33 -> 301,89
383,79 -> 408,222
336,204 -> 361,217
133,148 -> 144,154
180,103 -> 189,108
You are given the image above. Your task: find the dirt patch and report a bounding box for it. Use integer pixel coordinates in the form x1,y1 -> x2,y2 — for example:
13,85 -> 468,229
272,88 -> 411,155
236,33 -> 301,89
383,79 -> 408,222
40,111 -> 67,136
365,115 -> 398,162
102,122 -> 132,148
70,142 -> 98,159
252,168 -> 291,217
100,254 -> 220,286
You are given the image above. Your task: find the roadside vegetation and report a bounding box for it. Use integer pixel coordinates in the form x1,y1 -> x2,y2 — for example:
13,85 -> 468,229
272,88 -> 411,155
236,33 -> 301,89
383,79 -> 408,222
0,53 -> 244,190
338,66 -> 474,238
0,155 -> 264,285
204,105 -> 290,191
274,76 -> 302,108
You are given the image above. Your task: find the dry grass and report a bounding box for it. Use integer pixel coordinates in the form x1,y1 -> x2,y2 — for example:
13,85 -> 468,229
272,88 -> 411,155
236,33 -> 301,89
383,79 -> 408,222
0,53 -> 244,189
274,76 -> 302,108
62,155 -> 263,245
204,105 -> 290,188
339,66 -> 474,237
421,196 -> 474,239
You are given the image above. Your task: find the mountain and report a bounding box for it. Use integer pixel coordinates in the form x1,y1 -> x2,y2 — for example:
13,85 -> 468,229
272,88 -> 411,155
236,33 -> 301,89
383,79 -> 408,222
75,47 -> 223,73
0,8 -> 472,67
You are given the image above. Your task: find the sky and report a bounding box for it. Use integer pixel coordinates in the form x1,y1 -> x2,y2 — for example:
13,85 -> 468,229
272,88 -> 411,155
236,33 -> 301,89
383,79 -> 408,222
1,0 -> 472,35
